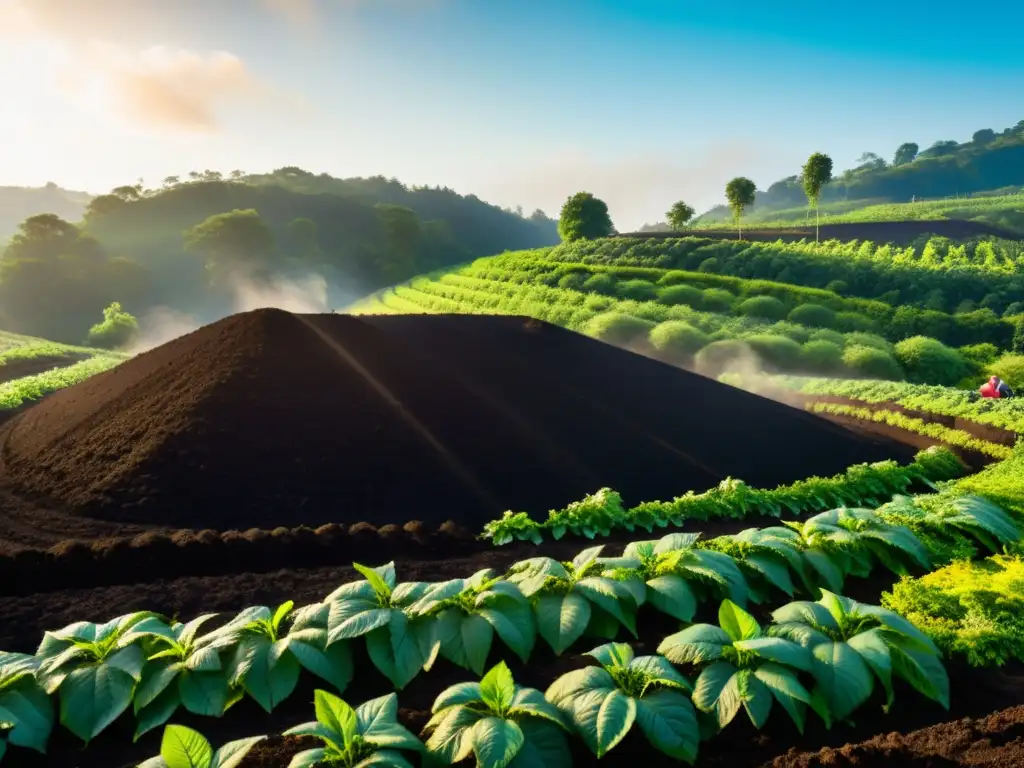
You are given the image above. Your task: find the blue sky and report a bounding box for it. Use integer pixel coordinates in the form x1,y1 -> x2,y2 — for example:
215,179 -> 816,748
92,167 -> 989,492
1,0 -> 1021,229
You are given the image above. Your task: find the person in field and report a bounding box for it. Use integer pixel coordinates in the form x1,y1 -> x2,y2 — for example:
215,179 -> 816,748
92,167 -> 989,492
979,376 -> 1014,398
996,378 -> 1014,398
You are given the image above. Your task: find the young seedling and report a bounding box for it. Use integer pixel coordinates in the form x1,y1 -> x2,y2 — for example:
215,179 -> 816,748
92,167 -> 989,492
546,642 -> 699,762
658,600 -> 813,733
284,689 -> 423,767
423,661 -> 570,768
137,723 -> 265,768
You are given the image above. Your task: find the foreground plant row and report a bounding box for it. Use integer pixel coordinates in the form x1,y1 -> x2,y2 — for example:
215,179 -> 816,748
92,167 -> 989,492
806,402 -> 1014,460
483,446 -> 964,545
137,591 -> 951,768
0,495 -> 1016,764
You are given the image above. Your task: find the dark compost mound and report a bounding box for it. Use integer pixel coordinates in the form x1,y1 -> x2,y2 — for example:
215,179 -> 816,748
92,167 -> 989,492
0,310 -> 917,530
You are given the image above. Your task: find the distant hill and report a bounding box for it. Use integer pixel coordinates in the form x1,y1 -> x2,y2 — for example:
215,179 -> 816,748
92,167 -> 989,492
692,118 -> 1024,226
0,184 -> 91,240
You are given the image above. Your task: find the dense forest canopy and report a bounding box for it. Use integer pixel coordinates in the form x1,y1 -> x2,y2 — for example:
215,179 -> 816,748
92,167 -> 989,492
694,118 -> 1024,224
0,169 -> 558,343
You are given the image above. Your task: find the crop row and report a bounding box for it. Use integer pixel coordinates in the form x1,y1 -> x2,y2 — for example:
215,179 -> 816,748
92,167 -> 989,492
133,588 -> 951,768
0,354 -> 123,411
540,236 -> 1024,311
482,446 -> 965,546
1,499 -> 1014,764
805,402 -> 1014,460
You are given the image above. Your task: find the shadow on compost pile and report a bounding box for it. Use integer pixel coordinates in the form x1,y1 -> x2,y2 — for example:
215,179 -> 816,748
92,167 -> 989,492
0,309 -> 915,536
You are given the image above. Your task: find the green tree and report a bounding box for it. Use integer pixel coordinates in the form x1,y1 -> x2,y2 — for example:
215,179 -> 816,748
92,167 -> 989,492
666,200 -> 696,231
183,208 -> 276,282
375,203 -> 423,284
801,152 -> 834,242
892,142 -> 919,166
285,217 -> 322,264
972,129 -> 996,145
3,214 -> 91,262
724,177 -> 756,240
87,301 -> 140,349
557,192 -> 613,242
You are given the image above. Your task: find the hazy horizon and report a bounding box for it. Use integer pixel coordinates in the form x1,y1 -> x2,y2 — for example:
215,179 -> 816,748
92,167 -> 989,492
1,0 -> 1022,230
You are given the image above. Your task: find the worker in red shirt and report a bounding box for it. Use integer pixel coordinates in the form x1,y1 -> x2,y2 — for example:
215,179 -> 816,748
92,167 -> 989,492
979,376 -> 1000,398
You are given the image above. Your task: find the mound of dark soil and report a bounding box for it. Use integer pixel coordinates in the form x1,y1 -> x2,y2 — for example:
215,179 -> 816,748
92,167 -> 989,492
0,310 -> 916,530
621,219 -> 1021,244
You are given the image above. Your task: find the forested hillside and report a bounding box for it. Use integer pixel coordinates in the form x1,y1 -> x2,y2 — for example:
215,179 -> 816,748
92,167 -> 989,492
0,184 -> 91,239
0,170 -> 558,343
694,118 -> 1024,225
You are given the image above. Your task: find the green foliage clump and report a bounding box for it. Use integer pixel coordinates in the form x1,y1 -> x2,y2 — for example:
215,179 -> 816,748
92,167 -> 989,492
988,353 -> 1024,388
86,302 -> 139,350
657,284 -> 703,308
694,340 -> 750,377
581,273 -> 616,295
648,322 -> 710,361
842,344 -> 904,380
615,279 -> 658,302
882,556 -> 1024,667
744,334 -> 803,369
558,192 -> 613,242
894,336 -> 972,386
767,321 -> 812,343
736,295 -> 787,321
701,288 -> 735,313
958,342 -> 1000,371
583,313 -> 655,345
788,303 -> 836,329
835,311 -> 878,333
557,272 -> 588,292
844,332 -> 893,352
810,328 -> 846,347
801,340 -> 843,372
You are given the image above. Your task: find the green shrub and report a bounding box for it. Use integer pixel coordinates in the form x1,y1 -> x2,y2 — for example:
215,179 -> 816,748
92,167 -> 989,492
694,339 -> 751,377
988,354 -> 1024,389
736,295 -> 787,321
698,257 -> 720,273
958,343 -> 1000,371
810,328 -> 846,347
801,340 -> 844,372
701,288 -> 735,313
648,321 -> 710,361
583,312 -> 655,345
844,332 -> 893,352
557,272 -> 588,291
825,280 -> 848,294
657,284 -> 703,308
843,344 -> 904,380
582,273 -> 616,295
767,321 -> 812,343
615,279 -> 658,302
744,334 -> 803,369
656,270 -> 689,286
788,303 -> 836,329
87,301 -> 139,350
584,294 -> 613,312
894,336 -> 972,386
835,311 -> 878,333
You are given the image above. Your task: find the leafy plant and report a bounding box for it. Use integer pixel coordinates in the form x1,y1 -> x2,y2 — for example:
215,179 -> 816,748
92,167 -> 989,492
658,600 -> 813,733
546,642 -> 699,761
878,494 -> 1019,556
214,599 -> 353,713
409,569 -> 535,675
599,533 -> 749,621
35,612 -> 166,743
137,724 -> 265,768
325,562 -> 435,689
423,661 -> 570,768
506,546 -> 638,654
283,690 -> 423,768
769,590 -> 949,725
0,652 -> 53,759
711,527 -> 805,603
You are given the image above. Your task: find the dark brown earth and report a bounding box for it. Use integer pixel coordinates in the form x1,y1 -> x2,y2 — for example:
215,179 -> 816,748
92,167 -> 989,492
0,309 -> 915,535
620,219 -> 1022,245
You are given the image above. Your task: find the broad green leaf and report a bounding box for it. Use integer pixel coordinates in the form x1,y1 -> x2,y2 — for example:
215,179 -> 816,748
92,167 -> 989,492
135,660 -> 181,712
809,642 -> 874,720
470,716 -> 524,768
752,663 -> 810,733
584,643 -> 633,669
161,724 -> 213,768
506,719 -> 571,768
106,645 -> 146,682
733,638 -> 812,671
480,662 -> 516,712
210,735 -> 267,768
644,575 -> 697,622
180,671 -> 231,717
236,639 -> 299,713
691,662 -> 737,721
536,594 -> 590,655
329,607 -> 392,643
803,550 -> 845,593
743,552 -> 795,596
634,690 -> 698,762
738,670 -> 771,728
629,656 -> 692,694
424,705 -> 483,763
846,630 -> 893,706
572,546 -> 605,572
286,748 -> 327,768
480,602 -> 535,663
657,624 -> 731,665
574,578 -> 637,636
544,668 -> 614,709
593,689 -> 635,757
288,639 -> 353,693
354,750 -> 415,768
357,692 -> 399,734
654,533 -> 701,553
314,689 -> 358,748
889,642 -> 950,709
433,683 -> 484,712
718,601 -> 760,642
60,665 -> 136,743
461,614 -> 495,676
0,685 -> 54,752
770,601 -> 839,634
508,688 -> 566,728
389,612 -> 429,687
353,563 -> 393,599
133,685 -> 180,741
860,606 -> 940,655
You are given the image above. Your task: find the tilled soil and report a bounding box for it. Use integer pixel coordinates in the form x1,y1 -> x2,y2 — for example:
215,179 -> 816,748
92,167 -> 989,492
0,310 -> 914,536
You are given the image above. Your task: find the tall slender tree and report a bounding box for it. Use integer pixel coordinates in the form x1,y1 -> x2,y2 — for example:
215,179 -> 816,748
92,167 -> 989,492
724,178 -> 756,240
801,153 -> 833,242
